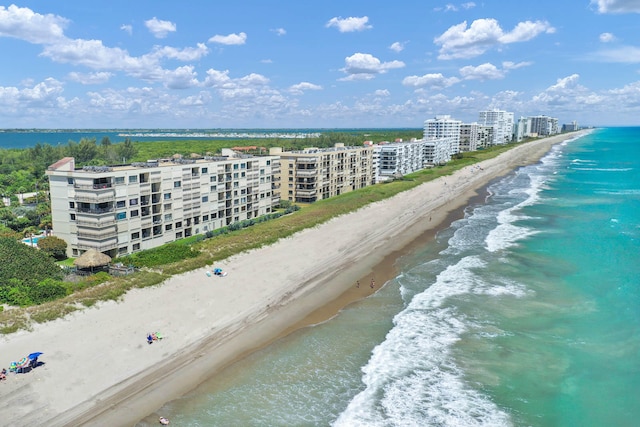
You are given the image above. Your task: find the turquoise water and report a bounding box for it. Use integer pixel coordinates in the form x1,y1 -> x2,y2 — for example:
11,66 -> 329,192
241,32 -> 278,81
22,235 -> 44,245
138,128 -> 640,426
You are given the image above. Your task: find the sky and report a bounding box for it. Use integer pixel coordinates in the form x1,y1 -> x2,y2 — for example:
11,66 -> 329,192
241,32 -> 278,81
1,0 -> 640,129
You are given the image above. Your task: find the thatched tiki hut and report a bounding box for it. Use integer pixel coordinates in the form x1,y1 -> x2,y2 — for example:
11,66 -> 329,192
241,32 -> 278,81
73,248 -> 112,274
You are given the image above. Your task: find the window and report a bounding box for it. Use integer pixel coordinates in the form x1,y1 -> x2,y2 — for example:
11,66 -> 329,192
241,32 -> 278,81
129,198 -> 138,206
130,209 -> 139,217
131,232 -> 140,239
202,167 -> 208,174
267,160 -> 271,165
174,181 -> 181,188
233,172 -> 239,179
133,243 -> 140,251
165,224 -> 173,231
176,221 -> 182,228
114,176 -> 125,184
203,214 -> 209,221
241,172 -> 245,178
67,177 -> 74,184
164,203 -> 172,210
116,212 -> 126,220
70,213 -> 76,220
165,213 -> 173,221
210,185 -> 217,192
164,193 -> 171,200
233,164 -> 239,170
116,200 -> 126,208
210,176 -> 217,182
260,169 -> 265,175
202,195 -> 209,203
241,163 -> 246,169
129,175 -> 138,183
69,201 -> 75,209
118,246 -> 128,254
211,212 -> 217,219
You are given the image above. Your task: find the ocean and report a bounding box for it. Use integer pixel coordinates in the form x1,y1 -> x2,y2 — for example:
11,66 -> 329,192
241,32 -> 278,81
138,127 -> 639,427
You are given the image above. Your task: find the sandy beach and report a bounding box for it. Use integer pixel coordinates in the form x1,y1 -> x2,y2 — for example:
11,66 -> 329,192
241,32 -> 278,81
0,132 -> 587,427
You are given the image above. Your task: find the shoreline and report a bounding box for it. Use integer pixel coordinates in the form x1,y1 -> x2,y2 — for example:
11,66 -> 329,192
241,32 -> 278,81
0,132 -> 588,427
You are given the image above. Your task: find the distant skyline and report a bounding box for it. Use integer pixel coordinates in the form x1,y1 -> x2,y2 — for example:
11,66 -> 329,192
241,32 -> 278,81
1,1 -> 640,128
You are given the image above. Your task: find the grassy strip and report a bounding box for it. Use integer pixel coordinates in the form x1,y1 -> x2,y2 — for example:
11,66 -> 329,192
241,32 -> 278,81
0,141 -> 522,333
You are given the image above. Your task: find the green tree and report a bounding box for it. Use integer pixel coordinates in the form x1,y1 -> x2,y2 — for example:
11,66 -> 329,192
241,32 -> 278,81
37,235 -> 68,260
117,138 -> 138,162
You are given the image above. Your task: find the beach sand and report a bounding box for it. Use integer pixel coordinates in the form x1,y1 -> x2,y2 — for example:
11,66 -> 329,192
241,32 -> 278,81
0,132 -> 586,426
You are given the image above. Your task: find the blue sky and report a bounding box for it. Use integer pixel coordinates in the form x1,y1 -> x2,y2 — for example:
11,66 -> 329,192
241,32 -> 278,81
1,0 -> 640,128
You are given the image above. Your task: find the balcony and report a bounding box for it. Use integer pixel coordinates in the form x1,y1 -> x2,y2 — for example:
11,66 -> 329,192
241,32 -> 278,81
296,169 -> 317,177
76,241 -> 118,252
77,230 -> 118,240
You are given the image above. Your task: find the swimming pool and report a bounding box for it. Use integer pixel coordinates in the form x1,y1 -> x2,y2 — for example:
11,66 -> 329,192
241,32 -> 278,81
22,235 -> 45,245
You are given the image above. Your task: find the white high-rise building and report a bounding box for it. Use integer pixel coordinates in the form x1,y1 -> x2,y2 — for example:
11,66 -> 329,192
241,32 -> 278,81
514,116 -> 531,142
424,115 -> 462,162
529,115 -> 559,136
478,109 -> 514,145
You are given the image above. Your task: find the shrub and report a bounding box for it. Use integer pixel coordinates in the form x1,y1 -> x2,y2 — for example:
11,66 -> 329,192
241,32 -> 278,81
37,235 -> 68,260
28,279 -> 69,304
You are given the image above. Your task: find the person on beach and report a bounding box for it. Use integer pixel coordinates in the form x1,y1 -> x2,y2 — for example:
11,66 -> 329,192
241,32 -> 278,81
370,278 -> 375,289
159,416 -> 170,425
356,280 -> 360,288
0,368 -> 6,381
147,333 -> 154,344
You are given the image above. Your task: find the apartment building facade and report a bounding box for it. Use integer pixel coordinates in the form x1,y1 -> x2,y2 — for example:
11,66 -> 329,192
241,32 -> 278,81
271,144 -> 374,203
374,140 -> 427,181
424,115 -> 462,159
46,153 -> 280,258
529,115 -> 559,136
478,109 -> 514,145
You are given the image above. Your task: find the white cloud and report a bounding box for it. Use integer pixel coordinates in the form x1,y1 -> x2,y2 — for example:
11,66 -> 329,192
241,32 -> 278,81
402,73 -> 460,88
0,4 -> 67,44
592,0 -> 640,13
144,17 -> 176,39
599,32 -> 616,42
340,53 -> 405,79
434,18 -> 555,59
374,89 -> 390,96
120,24 -> 133,35
68,71 -> 113,85
591,46 -> 640,62
163,65 -> 199,89
459,63 -> 505,80
272,28 -> 286,36
326,16 -> 372,33
288,82 -> 323,95
208,32 -> 247,45
389,42 -> 405,52
0,78 -> 65,109
502,60 -> 533,70
150,43 -> 209,61
434,2 -> 476,12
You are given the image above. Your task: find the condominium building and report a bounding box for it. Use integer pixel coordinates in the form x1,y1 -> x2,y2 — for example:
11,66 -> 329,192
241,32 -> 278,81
46,152 -> 280,258
514,116 -> 531,142
374,139 -> 427,181
424,115 -> 462,158
271,143 -> 374,203
478,109 -> 514,145
529,115 -> 559,136
460,123 -> 493,151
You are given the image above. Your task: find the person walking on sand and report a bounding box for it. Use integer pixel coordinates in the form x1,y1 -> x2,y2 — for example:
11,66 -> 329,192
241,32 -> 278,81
370,278 -> 375,289
356,280 -> 360,288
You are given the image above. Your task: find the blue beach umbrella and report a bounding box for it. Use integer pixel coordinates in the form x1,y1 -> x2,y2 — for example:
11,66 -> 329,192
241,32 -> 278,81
28,352 -> 43,360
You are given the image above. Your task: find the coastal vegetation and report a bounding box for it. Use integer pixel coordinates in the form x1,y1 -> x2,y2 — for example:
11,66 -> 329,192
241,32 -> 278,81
0,137 -> 522,334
